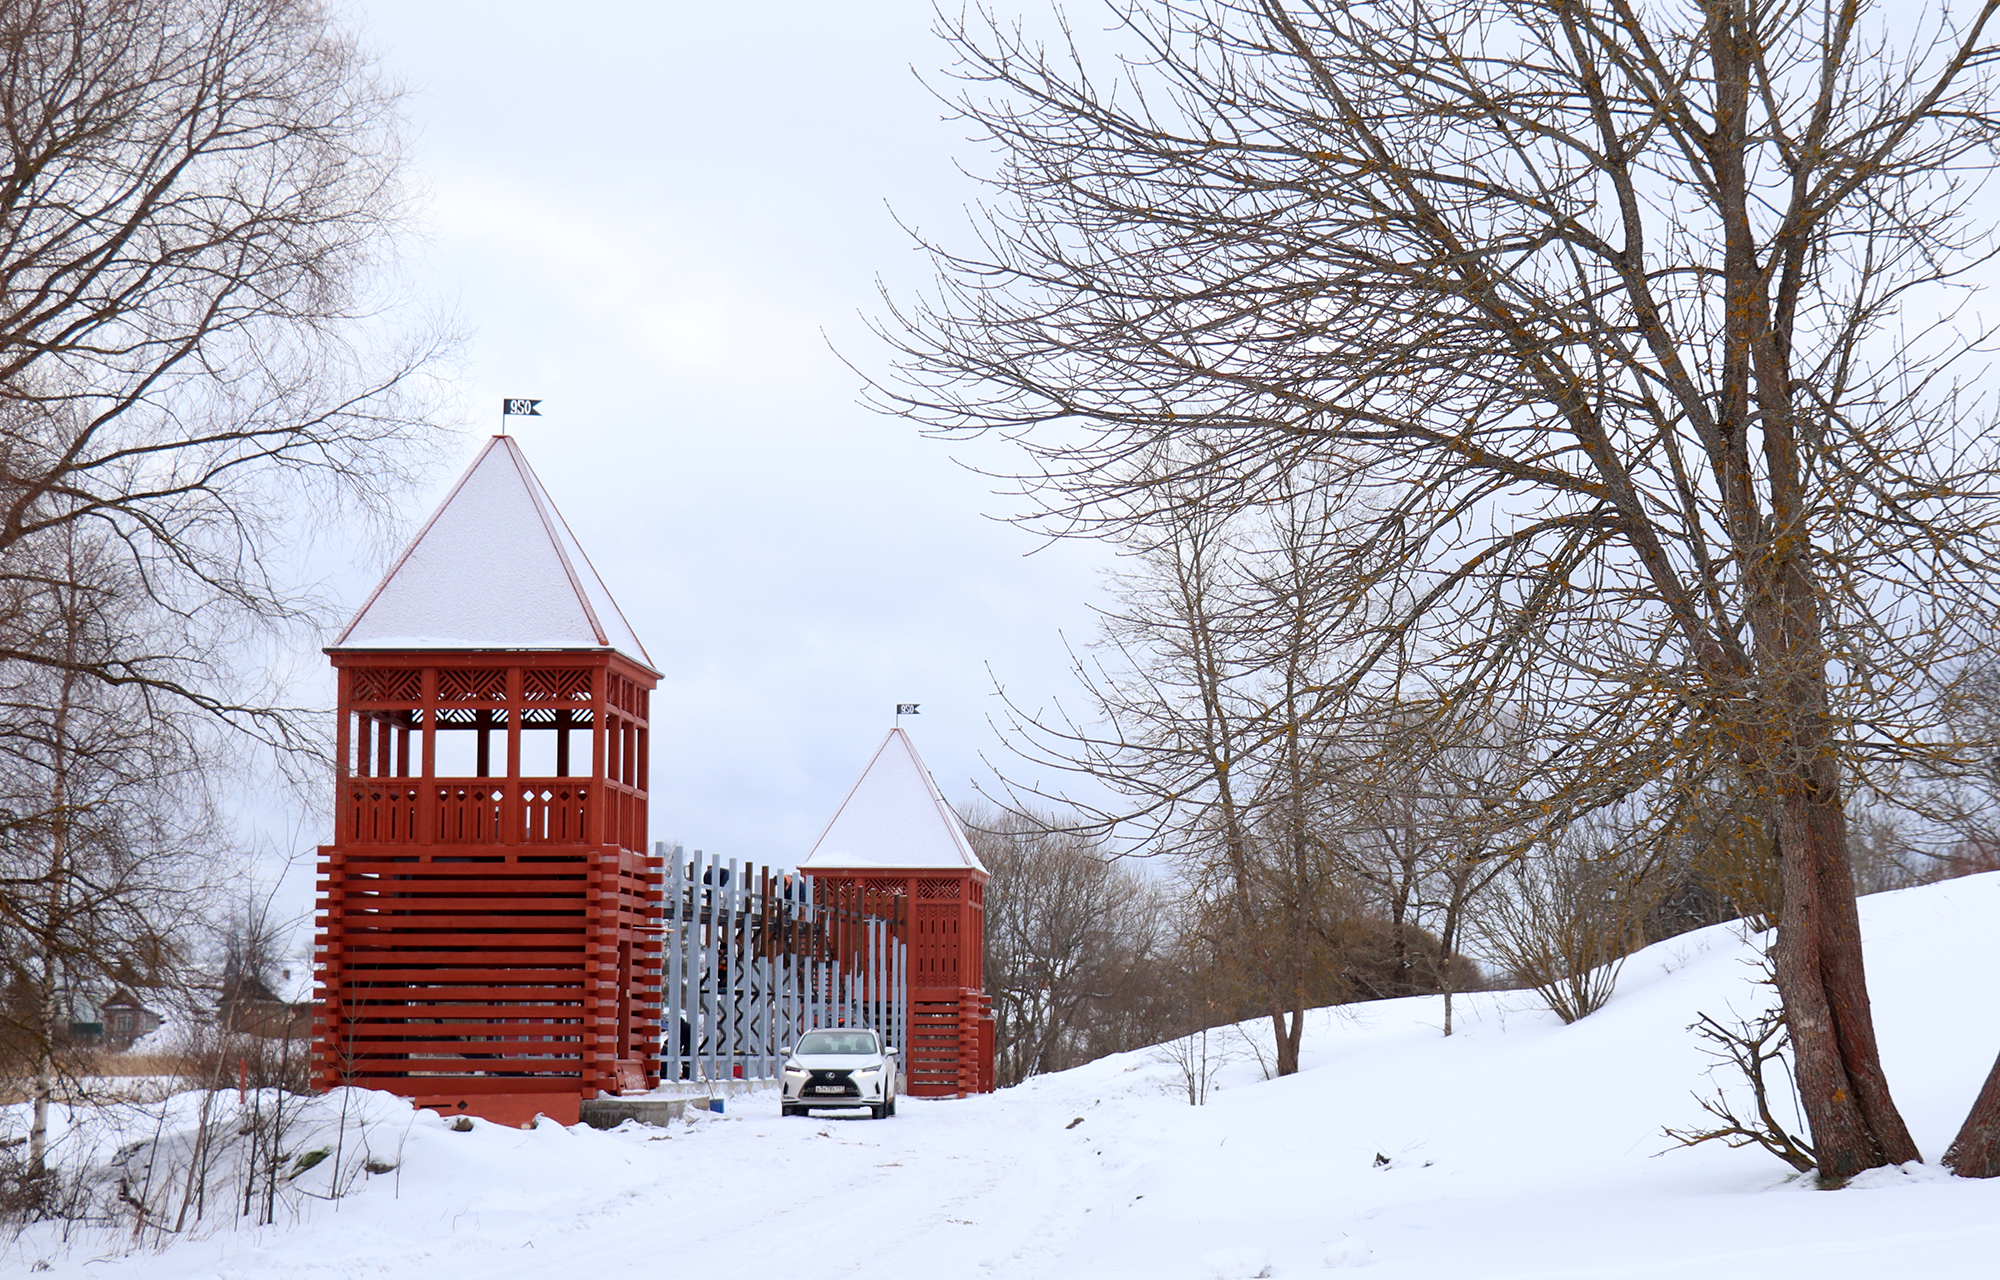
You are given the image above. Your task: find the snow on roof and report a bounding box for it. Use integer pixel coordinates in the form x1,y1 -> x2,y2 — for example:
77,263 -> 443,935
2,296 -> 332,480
800,728 -> 989,874
333,435 -> 653,667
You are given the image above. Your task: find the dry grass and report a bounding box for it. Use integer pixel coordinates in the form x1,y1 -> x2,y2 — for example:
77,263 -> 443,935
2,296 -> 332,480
89,1052 -> 187,1079
0,1040 -> 306,1105
0,1059 -> 188,1106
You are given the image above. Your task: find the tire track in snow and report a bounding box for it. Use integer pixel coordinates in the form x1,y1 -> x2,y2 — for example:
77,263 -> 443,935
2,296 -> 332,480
447,1093 -> 1110,1280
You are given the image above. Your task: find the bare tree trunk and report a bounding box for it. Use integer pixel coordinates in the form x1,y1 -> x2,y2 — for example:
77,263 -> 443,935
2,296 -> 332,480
1433,836 -> 1508,1039
1944,1052 -> 2000,1177
1772,798 -> 1877,1182
29,973 -> 54,1180
1437,874 -> 1469,1038
1713,0 -> 1923,1178
28,607 -> 80,1184
1772,778 -> 1920,1181
1808,791 -> 1918,1168
30,851 -> 57,1180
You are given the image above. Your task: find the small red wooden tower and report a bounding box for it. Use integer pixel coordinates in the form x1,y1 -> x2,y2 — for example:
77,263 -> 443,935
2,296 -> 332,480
801,728 -> 993,1095
312,435 -> 662,1127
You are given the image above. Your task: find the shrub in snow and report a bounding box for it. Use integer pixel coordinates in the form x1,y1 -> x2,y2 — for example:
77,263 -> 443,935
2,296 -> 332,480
1663,1004 -> 1817,1176
0,1085 -> 409,1241
1482,847 -> 1643,1024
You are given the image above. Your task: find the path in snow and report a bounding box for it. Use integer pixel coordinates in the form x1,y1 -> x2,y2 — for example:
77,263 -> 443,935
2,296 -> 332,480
11,873 -> 2000,1279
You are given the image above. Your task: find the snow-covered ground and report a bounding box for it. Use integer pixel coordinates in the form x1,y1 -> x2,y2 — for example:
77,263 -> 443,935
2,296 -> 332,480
10,873 -> 2000,1278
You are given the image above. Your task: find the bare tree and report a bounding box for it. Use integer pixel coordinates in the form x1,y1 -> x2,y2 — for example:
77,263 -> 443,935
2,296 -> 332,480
0,528 -> 220,1195
968,806 -> 1170,1084
990,477 -> 1384,1073
880,0 -> 2000,1181
1333,717 -> 1521,1033
0,2 -> 442,1201
0,0 -> 449,746
1637,777 -> 1778,942
1481,826 -> 1651,1024
988,474 -> 1510,1062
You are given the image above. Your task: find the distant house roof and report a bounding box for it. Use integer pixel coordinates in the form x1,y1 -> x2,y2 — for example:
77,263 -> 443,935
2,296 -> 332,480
274,963 -> 314,1006
801,728 -> 989,874
333,435 -> 653,668
56,984 -> 157,1023
220,970 -> 311,1009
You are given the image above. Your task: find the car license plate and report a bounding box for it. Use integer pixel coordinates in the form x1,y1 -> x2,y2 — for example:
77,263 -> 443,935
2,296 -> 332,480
810,1086 -> 844,1095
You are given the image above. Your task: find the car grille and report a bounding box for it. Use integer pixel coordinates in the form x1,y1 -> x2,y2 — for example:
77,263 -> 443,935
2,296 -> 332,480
805,1068 -> 858,1098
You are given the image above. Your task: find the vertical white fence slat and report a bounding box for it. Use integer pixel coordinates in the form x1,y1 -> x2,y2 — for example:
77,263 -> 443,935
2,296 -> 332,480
661,842 -> 682,1082
703,850 -> 720,1083
649,857 -> 909,1081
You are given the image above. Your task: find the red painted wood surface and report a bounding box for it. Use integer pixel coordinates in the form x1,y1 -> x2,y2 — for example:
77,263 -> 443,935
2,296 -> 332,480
314,650 -> 662,1126
806,867 -> 993,1096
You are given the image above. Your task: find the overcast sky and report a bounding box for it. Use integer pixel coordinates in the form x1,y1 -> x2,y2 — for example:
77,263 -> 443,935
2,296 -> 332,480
260,0 -> 1112,916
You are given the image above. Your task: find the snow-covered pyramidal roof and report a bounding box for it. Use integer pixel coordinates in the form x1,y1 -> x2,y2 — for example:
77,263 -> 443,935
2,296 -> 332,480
801,728 -> 989,873
334,435 -> 653,667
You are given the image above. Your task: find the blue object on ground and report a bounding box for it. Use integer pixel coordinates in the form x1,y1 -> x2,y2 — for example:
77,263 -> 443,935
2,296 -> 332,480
709,1098 -> 724,1114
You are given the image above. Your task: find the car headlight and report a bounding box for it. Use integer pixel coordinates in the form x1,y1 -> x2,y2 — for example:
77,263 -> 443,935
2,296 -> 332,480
783,1062 -> 806,1075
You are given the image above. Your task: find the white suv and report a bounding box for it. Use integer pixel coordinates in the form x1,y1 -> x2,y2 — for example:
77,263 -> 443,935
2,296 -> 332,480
781,1028 -> 899,1119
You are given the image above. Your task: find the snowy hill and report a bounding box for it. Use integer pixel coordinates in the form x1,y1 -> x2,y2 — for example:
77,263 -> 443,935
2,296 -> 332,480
11,873 -> 2000,1278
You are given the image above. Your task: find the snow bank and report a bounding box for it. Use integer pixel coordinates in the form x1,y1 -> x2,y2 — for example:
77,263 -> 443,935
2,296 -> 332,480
7,874 -> 2000,1278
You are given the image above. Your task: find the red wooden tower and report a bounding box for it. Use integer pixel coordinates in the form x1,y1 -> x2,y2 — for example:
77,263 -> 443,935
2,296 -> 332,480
800,728 -> 994,1095
312,435 -> 662,1126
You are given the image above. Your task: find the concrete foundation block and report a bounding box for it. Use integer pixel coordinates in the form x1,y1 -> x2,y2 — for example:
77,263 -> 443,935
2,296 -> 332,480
579,1095 -> 706,1130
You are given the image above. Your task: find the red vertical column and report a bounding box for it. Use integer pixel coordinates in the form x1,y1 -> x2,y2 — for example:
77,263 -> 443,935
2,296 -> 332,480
334,668 -> 352,840
504,665 -> 522,845
418,666 -> 437,846
635,686 -> 650,855
588,662 -> 608,849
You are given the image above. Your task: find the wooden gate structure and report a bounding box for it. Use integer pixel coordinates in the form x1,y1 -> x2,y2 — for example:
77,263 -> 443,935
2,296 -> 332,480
801,728 -> 994,1096
659,846 -> 907,1083
313,436 -> 663,1127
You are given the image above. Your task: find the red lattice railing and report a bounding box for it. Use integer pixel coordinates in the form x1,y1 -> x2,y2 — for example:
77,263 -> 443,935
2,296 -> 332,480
436,669 -> 508,704
350,668 -> 422,705
523,668 -> 592,702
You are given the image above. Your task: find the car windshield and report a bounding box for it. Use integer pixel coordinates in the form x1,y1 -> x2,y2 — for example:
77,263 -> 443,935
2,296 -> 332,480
796,1030 -> 877,1056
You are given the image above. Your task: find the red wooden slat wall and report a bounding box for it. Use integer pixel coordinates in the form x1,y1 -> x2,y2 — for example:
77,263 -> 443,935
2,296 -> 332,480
314,650 -> 662,1127
810,868 -> 993,1097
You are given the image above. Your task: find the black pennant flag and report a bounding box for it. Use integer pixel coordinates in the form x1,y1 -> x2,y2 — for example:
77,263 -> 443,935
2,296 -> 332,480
502,398 -> 542,416
896,703 -> 919,716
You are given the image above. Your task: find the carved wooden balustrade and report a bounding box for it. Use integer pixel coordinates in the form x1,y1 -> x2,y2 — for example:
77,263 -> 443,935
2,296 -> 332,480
343,778 -> 595,847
